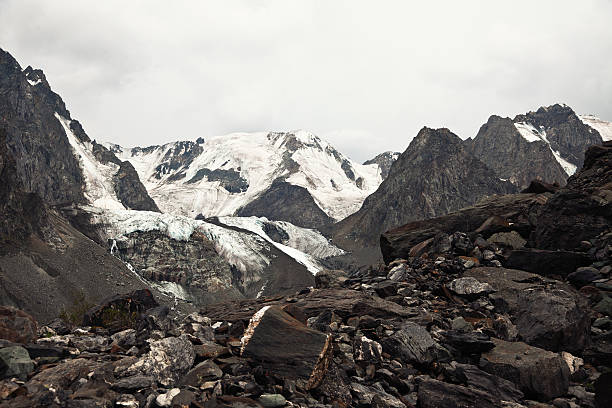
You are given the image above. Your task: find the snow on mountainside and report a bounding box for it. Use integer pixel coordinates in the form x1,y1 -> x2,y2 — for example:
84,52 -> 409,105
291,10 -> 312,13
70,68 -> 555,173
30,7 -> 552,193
514,121 -> 577,175
55,113 -> 126,210
108,130 -> 383,221
89,208 -> 341,275
579,114 -> 612,141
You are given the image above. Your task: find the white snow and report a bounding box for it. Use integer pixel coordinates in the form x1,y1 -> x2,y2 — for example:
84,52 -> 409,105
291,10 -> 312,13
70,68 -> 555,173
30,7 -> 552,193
579,114 -> 612,141
92,209 -> 331,275
27,78 -> 42,86
110,130 -> 383,221
218,216 -> 344,259
514,122 -> 545,143
56,113 -> 126,210
514,121 -> 577,176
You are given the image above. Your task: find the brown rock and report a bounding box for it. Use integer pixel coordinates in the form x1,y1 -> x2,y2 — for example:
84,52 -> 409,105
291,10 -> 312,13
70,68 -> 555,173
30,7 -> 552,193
0,306 -> 37,344
240,306 -> 331,390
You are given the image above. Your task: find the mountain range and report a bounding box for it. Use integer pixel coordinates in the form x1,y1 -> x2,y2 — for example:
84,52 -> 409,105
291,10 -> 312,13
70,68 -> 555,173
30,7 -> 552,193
1,46 -> 611,320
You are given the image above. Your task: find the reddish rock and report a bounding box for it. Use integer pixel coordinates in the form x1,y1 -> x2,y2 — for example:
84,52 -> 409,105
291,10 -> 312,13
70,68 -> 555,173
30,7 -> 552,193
0,306 -> 37,344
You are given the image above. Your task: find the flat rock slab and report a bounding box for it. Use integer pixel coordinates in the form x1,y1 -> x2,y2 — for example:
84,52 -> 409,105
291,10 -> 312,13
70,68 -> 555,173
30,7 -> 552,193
480,338 -> 569,401
381,322 -> 449,365
465,267 -> 590,353
240,306 -> 331,390
418,378 -> 500,408
201,288 -> 414,323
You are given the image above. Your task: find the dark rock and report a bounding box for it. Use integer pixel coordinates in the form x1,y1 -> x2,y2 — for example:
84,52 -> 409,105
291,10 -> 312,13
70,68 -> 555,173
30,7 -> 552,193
381,322 -> 449,365
480,338 -> 570,401
531,142 -> 612,250
505,249 -> 591,278
373,281 -> 398,298
521,180 -> 560,194
179,360 -> 223,387
441,331 -> 495,354
567,267 -> 603,288
111,375 -> 155,392
466,267 -> 590,353
82,289 -> 159,331
0,307 -> 37,343
237,179 -> 334,229
353,335 -> 383,364
194,341 -> 229,360
314,269 -> 348,289
447,362 -> 524,402
594,372 -> 612,408
240,306 -> 331,390
379,194 -> 542,264
418,378 -> 500,408
113,161 -> 160,211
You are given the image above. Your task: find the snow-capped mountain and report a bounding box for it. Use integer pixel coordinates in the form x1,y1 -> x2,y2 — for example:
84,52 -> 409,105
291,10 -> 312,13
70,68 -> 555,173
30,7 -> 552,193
466,104 -> 604,188
107,131 -> 384,227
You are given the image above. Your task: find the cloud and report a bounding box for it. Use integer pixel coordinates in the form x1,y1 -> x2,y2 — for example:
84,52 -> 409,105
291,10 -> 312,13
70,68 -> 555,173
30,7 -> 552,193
1,0 -> 611,161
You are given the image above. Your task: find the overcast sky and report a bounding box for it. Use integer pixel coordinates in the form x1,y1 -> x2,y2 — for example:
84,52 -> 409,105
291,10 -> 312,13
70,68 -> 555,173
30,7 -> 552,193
1,1 -> 611,162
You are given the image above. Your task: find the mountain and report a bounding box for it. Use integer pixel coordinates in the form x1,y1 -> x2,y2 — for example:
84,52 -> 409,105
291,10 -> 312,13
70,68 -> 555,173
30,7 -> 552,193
108,131 -> 385,228
0,49 -> 159,212
332,127 -> 517,249
363,151 -> 400,179
466,104 -> 603,189
0,48 -> 341,319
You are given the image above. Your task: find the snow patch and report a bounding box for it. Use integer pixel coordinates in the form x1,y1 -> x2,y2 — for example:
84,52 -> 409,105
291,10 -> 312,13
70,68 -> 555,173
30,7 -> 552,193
56,113 -> 125,210
27,78 -> 42,86
579,114 -> 612,141
514,121 -> 577,176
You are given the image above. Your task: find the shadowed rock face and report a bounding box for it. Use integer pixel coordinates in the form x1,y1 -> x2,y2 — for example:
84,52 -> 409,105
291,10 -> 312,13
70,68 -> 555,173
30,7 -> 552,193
333,127 -> 517,247
113,161 -> 160,212
466,115 -> 568,188
237,179 -> 334,229
0,49 -> 85,205
466,104 -> 603,189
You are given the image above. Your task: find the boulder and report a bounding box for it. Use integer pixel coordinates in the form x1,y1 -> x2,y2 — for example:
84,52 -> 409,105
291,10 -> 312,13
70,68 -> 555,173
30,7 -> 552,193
487,231 -> 526,249
240,306 -> 332,390
447,362 -> 524,402
0,346 -> 34,379
353,335 -> 383,364
466,267 -> 590,353
480,338 -> 570,401
447,277 -> 494,297
179,360 -> 223,387
0,307 -> 37,344
381,322 -> 449,365
314,269 -> 348,289
123,334 -> 195,386
505,249 -> 591,278
567,267 -> 603,288
440,331 -> 495,354
418,378 -> 500,408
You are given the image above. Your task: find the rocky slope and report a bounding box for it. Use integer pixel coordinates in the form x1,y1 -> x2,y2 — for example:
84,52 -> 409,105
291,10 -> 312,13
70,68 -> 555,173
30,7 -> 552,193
108,131 -> 385,228
466,104 -> 604,188
332,127 -> 517,250
0,142 -> 609,408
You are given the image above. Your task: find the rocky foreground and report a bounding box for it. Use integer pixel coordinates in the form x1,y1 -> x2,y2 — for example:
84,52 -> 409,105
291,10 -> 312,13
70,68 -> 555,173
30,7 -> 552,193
0,143 -> 610,407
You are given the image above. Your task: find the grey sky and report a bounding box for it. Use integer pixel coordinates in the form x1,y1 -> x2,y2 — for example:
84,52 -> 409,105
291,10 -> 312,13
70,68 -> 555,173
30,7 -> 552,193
1,0 -> 611,162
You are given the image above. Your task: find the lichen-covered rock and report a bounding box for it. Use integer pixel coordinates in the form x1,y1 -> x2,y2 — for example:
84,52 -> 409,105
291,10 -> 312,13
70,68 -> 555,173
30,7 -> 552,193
124,335 -> 195,386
